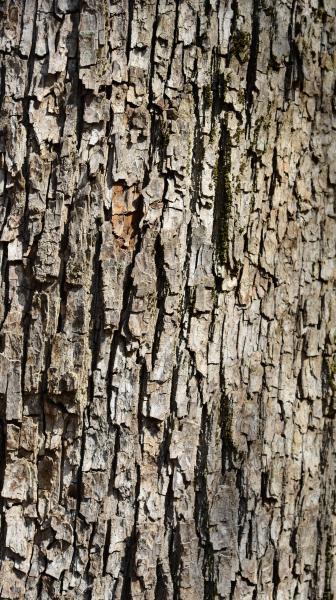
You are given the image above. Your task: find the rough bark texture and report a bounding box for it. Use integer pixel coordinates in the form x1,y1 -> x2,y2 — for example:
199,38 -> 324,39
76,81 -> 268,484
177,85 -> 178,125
0,0 -> 335,598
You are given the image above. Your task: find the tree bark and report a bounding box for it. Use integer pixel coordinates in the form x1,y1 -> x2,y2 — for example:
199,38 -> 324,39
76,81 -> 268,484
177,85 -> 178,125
0,0 -> 335,598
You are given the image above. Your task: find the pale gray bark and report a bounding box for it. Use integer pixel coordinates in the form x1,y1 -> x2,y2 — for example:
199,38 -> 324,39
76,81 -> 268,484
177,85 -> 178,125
0,0 -> 335,599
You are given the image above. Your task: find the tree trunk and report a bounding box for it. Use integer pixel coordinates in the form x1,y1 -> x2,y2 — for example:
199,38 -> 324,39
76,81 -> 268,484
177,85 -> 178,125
0,0 -> 335,598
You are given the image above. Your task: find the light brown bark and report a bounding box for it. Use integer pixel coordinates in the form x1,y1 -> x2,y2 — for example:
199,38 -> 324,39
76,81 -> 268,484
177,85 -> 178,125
0,0 -> 335,598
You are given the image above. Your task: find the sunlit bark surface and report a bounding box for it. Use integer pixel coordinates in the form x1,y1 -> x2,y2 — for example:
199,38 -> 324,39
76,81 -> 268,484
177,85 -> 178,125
0,0 -> 335,598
